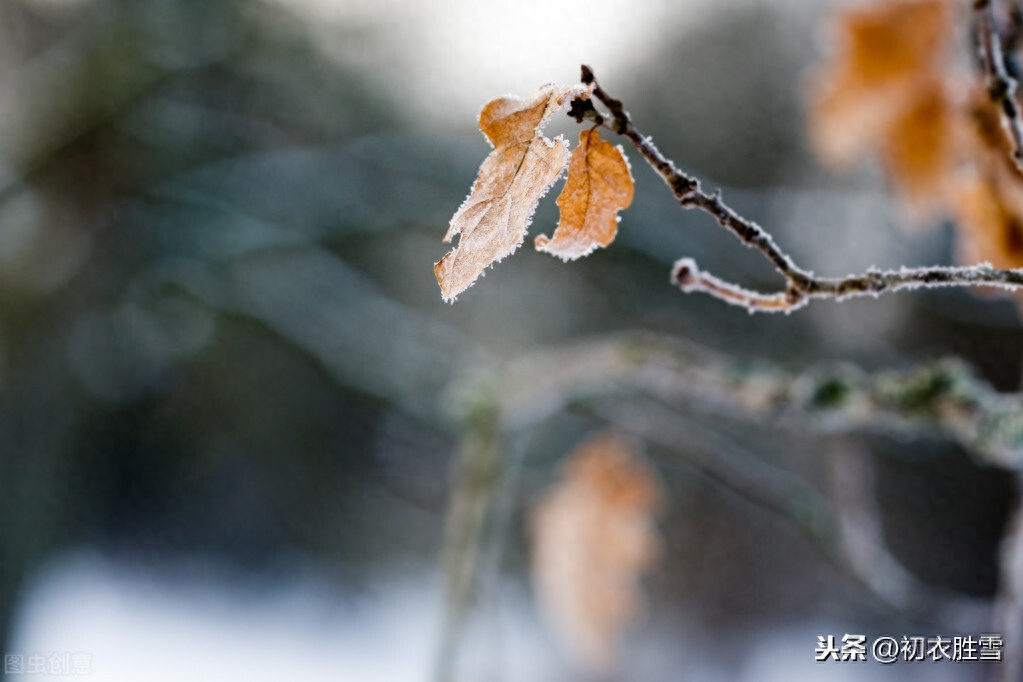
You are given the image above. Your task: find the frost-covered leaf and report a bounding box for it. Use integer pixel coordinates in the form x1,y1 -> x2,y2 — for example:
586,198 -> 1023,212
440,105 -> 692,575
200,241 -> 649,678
434,84 -> 587,301
530,432 -> 661,673
535,128 -> 634,260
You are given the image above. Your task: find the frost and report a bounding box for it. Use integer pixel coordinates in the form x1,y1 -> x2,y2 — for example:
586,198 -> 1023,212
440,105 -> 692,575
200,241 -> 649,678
535,128 -> 634,261
434,83 -> 588,302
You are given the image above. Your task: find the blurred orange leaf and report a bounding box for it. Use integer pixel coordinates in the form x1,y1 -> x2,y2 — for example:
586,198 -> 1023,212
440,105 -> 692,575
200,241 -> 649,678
808,0 -> 955,213
530,432 -> 661,673
963,86 -> 1023,178
952,89 -> 1023,302
829,0 -> 950,91
879,81 -> 957,210
435,84 -> 587,301
953,174 -> 1023,275
535,128 -> 634,260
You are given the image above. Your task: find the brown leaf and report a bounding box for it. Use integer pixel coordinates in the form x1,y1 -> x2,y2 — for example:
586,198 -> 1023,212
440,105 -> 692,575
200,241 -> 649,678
808,0 -> 953,172
530,432 -> 661,673
535,128 -> 634,260
953,173 -> 1023,274
831,0 -> 951,91
879,81 -> 957,212
963,85 -> 1023,179
435,84 -> 587,301
952,88 -> 1023,302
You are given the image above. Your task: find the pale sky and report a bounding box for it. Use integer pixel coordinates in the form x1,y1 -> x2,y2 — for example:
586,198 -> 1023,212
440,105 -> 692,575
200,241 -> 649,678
268,0 -> 725,128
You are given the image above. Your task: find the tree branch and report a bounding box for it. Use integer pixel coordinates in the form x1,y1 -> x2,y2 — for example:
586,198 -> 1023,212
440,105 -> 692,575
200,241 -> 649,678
433,408 -> 502,682
595,398 -> 973,618
976,0 -> 1023,173
458,331 -> 1023,468
576,65 -> 1023,313
442,332 -> 1008,639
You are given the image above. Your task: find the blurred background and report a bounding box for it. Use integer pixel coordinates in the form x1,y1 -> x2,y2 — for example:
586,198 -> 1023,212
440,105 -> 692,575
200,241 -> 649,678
0,0 -> 1018,680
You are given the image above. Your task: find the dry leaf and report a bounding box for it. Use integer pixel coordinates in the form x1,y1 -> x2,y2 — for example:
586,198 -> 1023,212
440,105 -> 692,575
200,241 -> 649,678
953,173 -> 1023,275
952,88 -> 1023,300
535,128 -> 634,260
808,0 -> 955,207
530,432 -> 661,673
963,86 -> 1023,179
879,81 -> 957,211
435,84 -> 588,301
829,0 -> 950,91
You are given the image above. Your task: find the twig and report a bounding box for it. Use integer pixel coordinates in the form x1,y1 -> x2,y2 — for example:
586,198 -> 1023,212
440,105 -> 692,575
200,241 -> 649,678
439,331 -> 1021,669
598,398 -> 973,618
826,444 -> 951,618
574,65 -> 1023,313
433,408 -> 502,682
595,397 -> 839,553
460,331 -> 1023,468
674,258 -> 1023,313
441,332 -> 1011,649
976,0 -> 1023,173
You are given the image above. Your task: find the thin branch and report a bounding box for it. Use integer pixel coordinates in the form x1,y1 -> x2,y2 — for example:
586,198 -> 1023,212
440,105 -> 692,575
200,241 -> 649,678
433,410 -> 502,682
976,0 -> 1023,173
575,65 -> 1023,313
444,332 -> 1010,637
460,331 -> 1023,468
673,258 -> 804,312
673,258 -> 1023,313
440,331 -> 1020,665
599,398 -> 974,618
826,444 -> 962,619
596,397 -> 839,554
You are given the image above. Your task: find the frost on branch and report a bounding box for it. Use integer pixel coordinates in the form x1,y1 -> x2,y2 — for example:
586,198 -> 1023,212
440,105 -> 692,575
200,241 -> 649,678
531,432 -> 661,673
535,128 -> 634,260
434,84 -> 588,302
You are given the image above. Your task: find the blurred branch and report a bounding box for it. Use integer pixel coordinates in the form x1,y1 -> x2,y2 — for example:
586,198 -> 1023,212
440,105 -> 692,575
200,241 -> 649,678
825,444 -> 965,618
574,65 -> 1023,312
440,330 -> 1014,661
434,404 -> 526,682
596,397 -> 836,549
976,0 -> 1023,172
0,16 -> 167,201
454,331 -> 1023,468
434,410 -> 499,682
598,398 -> 970,617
